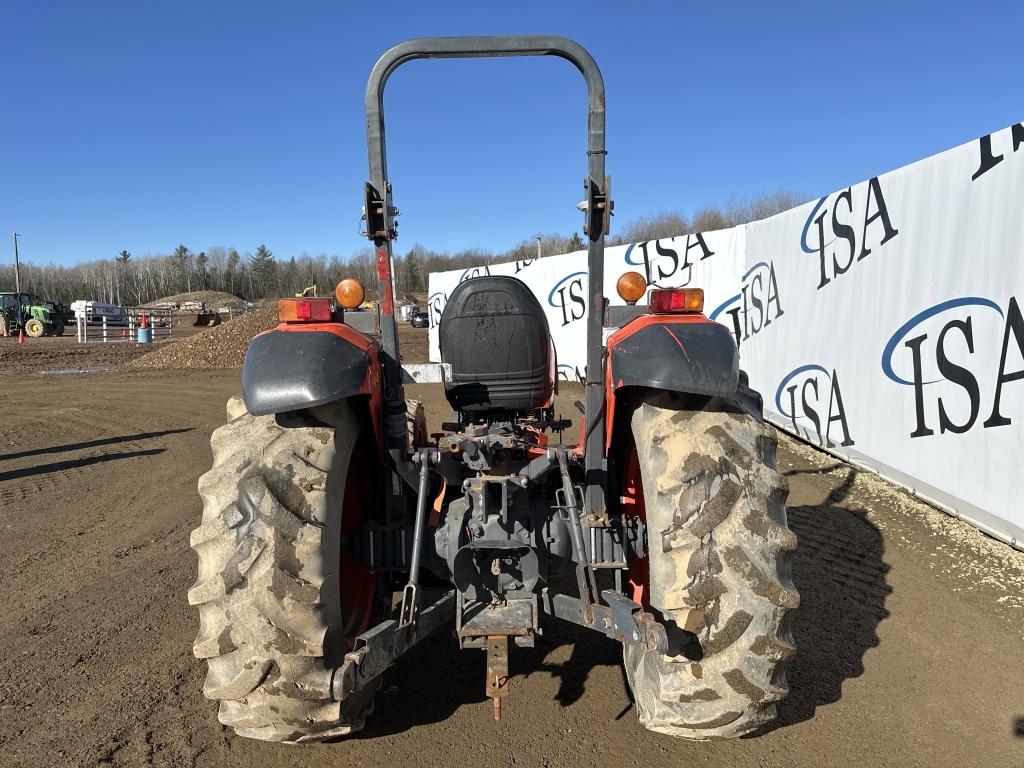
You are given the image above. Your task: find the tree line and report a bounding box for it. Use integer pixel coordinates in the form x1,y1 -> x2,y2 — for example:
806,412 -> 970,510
1,192 -> 803,306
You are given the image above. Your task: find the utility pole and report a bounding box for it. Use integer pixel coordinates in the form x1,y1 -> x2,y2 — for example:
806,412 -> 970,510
535,236 -> 541,260
12,232 -> 21,294
12,232 -> 23,332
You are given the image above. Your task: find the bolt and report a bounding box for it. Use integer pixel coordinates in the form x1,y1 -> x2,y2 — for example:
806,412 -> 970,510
632,631 -> 640,642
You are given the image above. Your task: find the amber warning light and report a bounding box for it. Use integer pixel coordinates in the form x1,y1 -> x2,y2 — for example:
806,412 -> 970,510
615,271 -> 647,304
336,278 -> 365,309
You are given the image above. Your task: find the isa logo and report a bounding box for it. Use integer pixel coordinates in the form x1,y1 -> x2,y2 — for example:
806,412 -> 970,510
710,260 -> 785,345
427,291 -> 447,330
548,271 -> 588,327
623,234 -> 715,286
801,177 -> 899,290
882,296 -> 1024,438
775,365 -> 855,448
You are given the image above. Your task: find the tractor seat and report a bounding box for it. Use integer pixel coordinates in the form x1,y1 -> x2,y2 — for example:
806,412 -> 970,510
439,275 -> 554,414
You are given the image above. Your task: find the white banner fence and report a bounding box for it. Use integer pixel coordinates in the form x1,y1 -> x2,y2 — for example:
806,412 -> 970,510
428,121 -> 1024,552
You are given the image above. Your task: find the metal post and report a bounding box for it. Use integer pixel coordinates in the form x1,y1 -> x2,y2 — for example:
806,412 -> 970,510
12,232 -> 22,330
536,236 -> 542,260
12,233 -> 21,295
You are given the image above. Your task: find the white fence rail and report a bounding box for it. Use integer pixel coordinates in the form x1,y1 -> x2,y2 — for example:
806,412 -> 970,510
75,307 -> 174,343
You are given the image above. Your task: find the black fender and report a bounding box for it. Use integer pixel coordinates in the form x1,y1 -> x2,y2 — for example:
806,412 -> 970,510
242,328 -> 371,416
607,318 -> 738,399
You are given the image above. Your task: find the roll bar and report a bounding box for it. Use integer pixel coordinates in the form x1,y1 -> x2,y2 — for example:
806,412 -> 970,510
363,35 -> 610,514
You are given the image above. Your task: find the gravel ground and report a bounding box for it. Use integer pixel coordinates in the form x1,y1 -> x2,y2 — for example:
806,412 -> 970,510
127,310 -> 430,371
2,312 -> 431,376
127,308 -> 279,370
0,371 -> 1021,767
142,291 -> 249,310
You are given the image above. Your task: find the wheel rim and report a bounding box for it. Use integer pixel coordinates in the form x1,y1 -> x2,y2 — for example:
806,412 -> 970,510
622,438 -> 649,607
339,437 -> 377,645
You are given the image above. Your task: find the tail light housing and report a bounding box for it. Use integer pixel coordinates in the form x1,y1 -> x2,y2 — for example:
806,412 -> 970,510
649,288 -> 704,314
278,298 -> 334,323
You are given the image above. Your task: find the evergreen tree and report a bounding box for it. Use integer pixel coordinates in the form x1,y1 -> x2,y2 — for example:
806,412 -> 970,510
195,251 -> 209,290
115,250 -> 131,305
404,246 -> 423,294
249,244 -> 276,297
171,244 -> 194,293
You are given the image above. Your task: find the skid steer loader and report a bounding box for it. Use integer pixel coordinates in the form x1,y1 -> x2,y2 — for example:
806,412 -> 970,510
190,35 -> 797,743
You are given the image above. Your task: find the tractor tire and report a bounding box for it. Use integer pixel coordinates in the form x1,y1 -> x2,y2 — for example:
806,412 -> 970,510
189,397 -> 380,743
24,318 -> 44,337
0,314 -> 8,337
622,384 -> 798,739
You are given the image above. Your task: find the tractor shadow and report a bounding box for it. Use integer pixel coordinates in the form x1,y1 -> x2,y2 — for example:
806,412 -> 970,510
0,428 -> 191,462
766,459 -> 892,733
358,613 -> 623,738
0,448 -> 167,481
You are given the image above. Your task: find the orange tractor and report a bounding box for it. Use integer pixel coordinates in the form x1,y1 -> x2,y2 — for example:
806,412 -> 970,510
190,36 -> 797,743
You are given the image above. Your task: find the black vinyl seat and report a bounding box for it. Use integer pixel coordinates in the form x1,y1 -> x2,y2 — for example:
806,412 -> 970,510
439,276 -> 554,414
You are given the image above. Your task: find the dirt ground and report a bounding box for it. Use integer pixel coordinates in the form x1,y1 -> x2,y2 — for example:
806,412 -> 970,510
0,323 -> 208,376
1,367 -> 1022,767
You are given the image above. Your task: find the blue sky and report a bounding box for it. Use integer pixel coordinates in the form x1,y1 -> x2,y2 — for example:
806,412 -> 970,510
1,1 -> 1020,267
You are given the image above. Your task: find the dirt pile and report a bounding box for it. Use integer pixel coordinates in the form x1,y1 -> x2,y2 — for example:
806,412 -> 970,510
143,290 -> 248,310
128,307 -> 277,370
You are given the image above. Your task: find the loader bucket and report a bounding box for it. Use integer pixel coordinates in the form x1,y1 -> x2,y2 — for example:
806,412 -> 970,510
194,312 -> 221,327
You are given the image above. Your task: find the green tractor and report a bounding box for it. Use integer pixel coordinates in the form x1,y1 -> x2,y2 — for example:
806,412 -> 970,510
0,292 -> 72,337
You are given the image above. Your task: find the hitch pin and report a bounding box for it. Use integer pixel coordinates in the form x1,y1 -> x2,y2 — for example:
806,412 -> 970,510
485,635 -> 509,722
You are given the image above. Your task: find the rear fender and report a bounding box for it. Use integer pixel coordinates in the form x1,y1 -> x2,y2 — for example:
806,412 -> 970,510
604,314 -> 738,449
242,322 -> 384,452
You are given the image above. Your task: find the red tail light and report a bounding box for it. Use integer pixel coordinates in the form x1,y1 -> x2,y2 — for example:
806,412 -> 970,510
649,288 -> 704,314
278,298 -> 334,322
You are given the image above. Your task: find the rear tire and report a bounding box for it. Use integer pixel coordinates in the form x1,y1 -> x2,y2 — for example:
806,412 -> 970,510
622,384 -> 798,739
190,398 -> 379,742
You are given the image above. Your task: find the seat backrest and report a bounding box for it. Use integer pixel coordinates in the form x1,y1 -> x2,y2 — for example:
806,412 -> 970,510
439,275 -> 554,414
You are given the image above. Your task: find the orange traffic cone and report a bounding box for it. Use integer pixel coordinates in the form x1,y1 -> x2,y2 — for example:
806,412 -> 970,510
140,313 -> 149,329
17,328 -> 25,344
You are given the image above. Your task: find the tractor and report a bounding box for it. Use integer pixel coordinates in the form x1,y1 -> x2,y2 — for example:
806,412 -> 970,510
0,292 -> 71,337
190,36 -> 797,743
